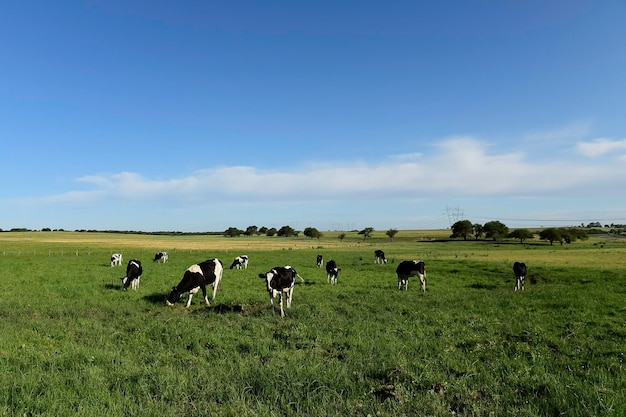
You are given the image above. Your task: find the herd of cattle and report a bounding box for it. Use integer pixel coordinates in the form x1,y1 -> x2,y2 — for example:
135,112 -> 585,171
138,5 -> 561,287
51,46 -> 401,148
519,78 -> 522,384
111,250 -> 527,317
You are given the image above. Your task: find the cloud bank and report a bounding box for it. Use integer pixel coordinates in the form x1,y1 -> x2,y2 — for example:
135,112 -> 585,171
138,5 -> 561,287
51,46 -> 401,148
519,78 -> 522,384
32,136 -> 625,206
6,135 -> 626,231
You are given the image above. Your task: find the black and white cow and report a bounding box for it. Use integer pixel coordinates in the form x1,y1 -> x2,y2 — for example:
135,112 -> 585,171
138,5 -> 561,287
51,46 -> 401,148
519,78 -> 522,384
316,254 -> 323,268
111,253 -> 123,267
374,249 -> 387,264
513,262 -> 527,291
165,259 -> 223,307
153,252 -> 168,263
229,255 -> 249,270
326,259 -> 341,285
121,259 -> 143,291
396,260 -> 426,291
258,266 -> 298,317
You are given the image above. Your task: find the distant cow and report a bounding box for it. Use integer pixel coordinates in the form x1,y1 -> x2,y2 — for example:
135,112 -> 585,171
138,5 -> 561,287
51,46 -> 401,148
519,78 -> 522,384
121,259 -> 143,291
513,262 -> 527,291
326,259 -> 341,285
316,254 -> 323,268
374,249 -> 387,264
153,252 -> 168,263
111,253 -> 123,267
396,260 -> 426,291
165,259 -> 224,307
229,255 -> 249,270
258,266 -> 298,317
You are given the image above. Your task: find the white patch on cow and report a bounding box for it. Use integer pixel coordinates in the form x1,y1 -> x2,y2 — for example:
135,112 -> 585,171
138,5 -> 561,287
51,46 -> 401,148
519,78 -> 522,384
187,264 -> 203,275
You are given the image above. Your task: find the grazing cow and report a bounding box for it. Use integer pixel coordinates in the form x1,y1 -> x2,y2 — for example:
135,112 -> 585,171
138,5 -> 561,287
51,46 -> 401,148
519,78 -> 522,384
111,253 -> 123,267
316,254 -> 323,268
229,255 -> 249,270
153,252 -> 168,263
258,266 -> 297,317
165,259 -> 223,307
513,262 -> 527,291
121,259 -> 143,291
396,260 -> 426,291
374,249 -> 387,264
326,259 -> 341,285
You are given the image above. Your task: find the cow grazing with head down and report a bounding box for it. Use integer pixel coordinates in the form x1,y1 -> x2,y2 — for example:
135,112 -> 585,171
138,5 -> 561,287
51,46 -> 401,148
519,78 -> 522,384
316,254 -> 323,268
229,255 -> 249,270
326,259 -> 341,285
396,260 -> 426,291
111,253 -> 123,267
121,259 -> 143,290
374,249 -> 387,264
258,266 -> 299,317
153,252 -> 168,263
165,259 -> 223,307
513,262 -> 527,291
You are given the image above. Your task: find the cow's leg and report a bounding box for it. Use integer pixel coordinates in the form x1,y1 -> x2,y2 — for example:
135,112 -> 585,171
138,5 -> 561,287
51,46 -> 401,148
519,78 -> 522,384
419,274 -> 426,292
186,286 -> 200,307
286,287 -> 293,309
211,279 -> 220,300
200,285 -> 211,305
279,292 -> 285,318
269,293 -> 275,315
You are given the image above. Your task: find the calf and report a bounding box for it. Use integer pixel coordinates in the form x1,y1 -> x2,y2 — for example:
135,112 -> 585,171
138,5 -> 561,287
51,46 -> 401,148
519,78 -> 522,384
121,259 -> 143,291
513,262 -> 527,291
229,255 -> 249,270
111,253 -> 123,267
326,259 -> 341,285
316,254 -> 323,268
153,252 -> 168,263
374,249 -> 387,264
165,259 -> 223,307
396,260 -> 426,291
258,266 -> 298,317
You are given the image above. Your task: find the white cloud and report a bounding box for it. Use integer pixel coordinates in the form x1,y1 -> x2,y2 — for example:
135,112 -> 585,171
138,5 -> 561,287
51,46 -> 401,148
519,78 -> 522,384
576,138 -> 626,157
524,121 -> 593,143
7,134 -> 626,232
14,136 -> 626,208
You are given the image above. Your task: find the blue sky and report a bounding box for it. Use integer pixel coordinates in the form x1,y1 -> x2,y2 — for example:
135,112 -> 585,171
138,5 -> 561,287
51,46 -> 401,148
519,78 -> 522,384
2,0 -> 626,232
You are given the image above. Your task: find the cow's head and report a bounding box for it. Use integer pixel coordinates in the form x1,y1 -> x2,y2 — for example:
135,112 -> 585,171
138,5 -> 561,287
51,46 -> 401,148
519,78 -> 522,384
165,287 -> 183,306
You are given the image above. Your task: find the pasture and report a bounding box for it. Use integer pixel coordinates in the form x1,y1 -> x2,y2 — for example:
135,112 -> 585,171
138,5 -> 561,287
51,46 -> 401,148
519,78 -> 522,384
0,231 -> 625,416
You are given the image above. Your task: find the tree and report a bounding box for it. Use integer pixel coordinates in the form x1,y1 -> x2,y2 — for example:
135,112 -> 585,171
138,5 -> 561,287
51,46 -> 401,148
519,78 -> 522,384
386,228 -> 398,241
472,223 -> 484,240
558,227 -> 588,244
303,227 -> 323,240
244,225 -> 258,236
358,227 -> 374,240
509,228 -> 534,244
258,226 -> 268,235
224,227 -> 244,237
277,225 -> 297,237
450,220 -> 473,240
539,228 -> 561,245
338,233 -> 346,242
483,220 -> 509,242
265,227 -> 277,237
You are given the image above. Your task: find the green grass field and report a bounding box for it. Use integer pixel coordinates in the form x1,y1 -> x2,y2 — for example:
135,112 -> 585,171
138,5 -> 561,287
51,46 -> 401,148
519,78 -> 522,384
0,231 -> 625,416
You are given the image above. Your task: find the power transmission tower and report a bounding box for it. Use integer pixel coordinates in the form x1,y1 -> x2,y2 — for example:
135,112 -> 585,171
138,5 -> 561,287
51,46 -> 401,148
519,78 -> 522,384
444,205 -> 464,228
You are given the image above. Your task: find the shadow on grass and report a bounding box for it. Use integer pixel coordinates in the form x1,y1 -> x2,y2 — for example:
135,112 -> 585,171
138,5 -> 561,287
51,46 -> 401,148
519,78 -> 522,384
468,283 -> 498,290
143,293 -> 167,305
105,283 -> 123,291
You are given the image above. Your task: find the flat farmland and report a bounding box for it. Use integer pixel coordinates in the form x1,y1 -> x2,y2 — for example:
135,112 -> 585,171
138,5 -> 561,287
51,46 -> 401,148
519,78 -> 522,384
0,231 -> 625,416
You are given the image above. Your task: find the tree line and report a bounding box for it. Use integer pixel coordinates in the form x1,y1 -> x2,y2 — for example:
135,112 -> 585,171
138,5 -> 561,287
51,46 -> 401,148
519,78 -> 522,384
223,225 -> 399,241
449,220 -> 590,245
